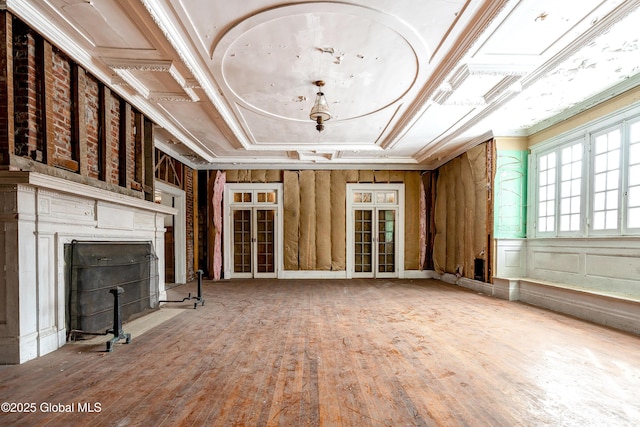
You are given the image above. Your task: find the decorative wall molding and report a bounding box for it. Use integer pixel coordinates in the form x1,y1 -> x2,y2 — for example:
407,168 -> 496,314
432,64 -> 527,106
484,75 -> 521,104
0,171 -> 176,215
104,58 -> 200,102
148,92 -> 195,102
106,58 -> 173,72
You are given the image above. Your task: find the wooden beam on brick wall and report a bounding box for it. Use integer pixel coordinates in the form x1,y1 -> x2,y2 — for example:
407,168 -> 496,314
0,11 -> 14,165
74,64 -> 86,176
42,40 -> 54,166
143,118 -> 154,201
133,110 -> 143,190
119,100 -> 130,188
101,85 -> 111,182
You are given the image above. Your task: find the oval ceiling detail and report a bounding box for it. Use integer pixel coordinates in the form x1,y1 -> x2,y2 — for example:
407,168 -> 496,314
213,3 -> 427,122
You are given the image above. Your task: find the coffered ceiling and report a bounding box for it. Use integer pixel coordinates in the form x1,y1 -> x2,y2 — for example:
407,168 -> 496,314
6,0 -> 640,169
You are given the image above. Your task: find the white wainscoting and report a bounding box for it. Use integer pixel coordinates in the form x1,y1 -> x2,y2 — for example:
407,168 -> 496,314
488,237 -> 640,335
525,238 -> 640,298
0,172 -> 176,364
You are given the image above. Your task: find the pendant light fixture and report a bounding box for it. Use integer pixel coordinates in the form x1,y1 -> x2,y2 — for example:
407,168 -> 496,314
309,80 -> 331,132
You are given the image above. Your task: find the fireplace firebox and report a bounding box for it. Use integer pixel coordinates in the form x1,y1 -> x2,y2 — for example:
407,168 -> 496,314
66,241 -> 160,337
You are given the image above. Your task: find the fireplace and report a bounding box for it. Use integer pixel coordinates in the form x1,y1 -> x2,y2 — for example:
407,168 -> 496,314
0,171 -> 175,364
67,241 -> 160,337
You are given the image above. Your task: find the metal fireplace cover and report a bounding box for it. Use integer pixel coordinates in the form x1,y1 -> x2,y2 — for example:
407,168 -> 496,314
67,241 -> 160,335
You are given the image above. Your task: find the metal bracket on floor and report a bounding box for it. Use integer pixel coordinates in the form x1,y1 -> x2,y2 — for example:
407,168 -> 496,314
159,270 -> 205,309
106,286 -> 131,352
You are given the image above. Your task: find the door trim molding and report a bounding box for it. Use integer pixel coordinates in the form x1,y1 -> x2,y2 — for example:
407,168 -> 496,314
223,183 -> 283,279
155,181 -> 187,284
346,183 -> 405,279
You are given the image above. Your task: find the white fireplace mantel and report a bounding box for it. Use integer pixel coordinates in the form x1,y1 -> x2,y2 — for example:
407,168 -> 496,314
0,171 -> 176,364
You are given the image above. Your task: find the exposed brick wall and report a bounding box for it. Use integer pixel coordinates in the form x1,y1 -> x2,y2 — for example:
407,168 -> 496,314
185,166 -> 195,281
50,47 -> 73,163
4,13 -> 186,292
7,16 -> 155,199
84,73 -> 99,179
108,92 -> 121,186
12,24 -> 39,158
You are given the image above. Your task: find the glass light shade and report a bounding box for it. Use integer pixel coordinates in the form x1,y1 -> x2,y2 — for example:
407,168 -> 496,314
309,91 -> 332,122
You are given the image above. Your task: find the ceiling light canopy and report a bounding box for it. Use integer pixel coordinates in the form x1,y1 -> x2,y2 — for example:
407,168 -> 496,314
309,80 -> 331,132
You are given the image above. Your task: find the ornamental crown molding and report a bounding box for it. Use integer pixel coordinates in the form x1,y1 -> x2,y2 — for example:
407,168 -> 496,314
105,58 -> 173,72
104,58 -> 200,102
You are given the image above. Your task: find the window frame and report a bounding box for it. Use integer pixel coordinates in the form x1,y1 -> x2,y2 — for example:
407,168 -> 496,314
529,104 -> 640,238
626,119 -> 640,231
588,125 -> 624,236
531,138 -> 587,237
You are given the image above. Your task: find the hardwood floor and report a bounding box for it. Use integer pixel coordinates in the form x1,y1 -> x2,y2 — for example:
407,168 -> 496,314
1,279 -> 639,426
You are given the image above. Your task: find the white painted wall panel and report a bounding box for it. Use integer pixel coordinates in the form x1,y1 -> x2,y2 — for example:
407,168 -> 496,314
505,250 -> 522,268
49,196 -> 95,221
495,239 -> 526,278
134,211 -> 157,231
532,251 -> 580,274
522,238 -> 640,299
37,235 -> 54,331
585,254 -> 640,280
97,202 -> 134,230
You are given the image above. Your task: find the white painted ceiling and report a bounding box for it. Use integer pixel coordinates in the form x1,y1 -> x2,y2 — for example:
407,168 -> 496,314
8,0 -> 640,169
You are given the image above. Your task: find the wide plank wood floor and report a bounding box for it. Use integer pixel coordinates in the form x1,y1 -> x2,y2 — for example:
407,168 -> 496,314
1,278 -> 639,426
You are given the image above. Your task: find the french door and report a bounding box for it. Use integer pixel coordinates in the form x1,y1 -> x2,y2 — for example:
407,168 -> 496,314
353,208 -> 398,277
232,208 -> 276,278
347,184 -> 404,278
224,184 -> 282,279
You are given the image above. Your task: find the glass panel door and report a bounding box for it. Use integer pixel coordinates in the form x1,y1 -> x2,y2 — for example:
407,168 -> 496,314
352,208 -> 397,278
232,209 -> 252,275
224,183 -> 282,279
354,209 -> 373,273
377,209 -> 396,274
347,184 -> 403,279
231,208 -> 277,278
255,209 -> 275,275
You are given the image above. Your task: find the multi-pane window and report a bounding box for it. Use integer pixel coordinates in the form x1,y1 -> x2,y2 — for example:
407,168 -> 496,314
537,152 -> 556,233
233,192 -> 252,203
376,191 -> 397,204
257,191 -> 276,203
353,192 -> 372,203
233,190 -> 278,204
532,113 -> 640,237
354,190 -> 397,204
629,122 -> 640,229
592,129 -> 621,231
560,143 -> 582,232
